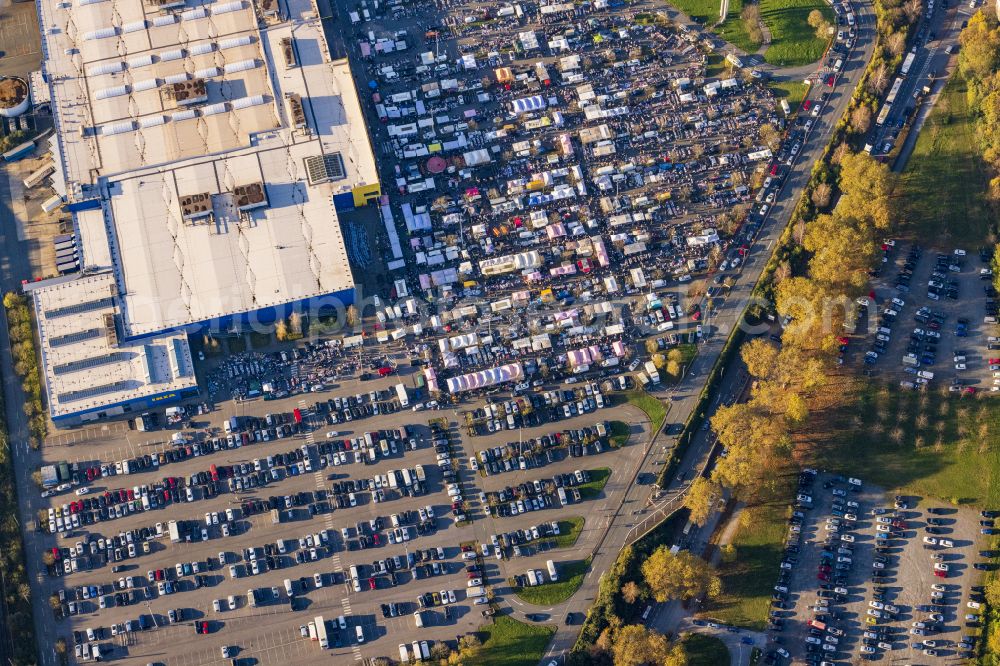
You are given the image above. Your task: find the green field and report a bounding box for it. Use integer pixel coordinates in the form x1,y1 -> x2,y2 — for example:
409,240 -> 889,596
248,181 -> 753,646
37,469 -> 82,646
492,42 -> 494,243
512,558 -> 591,605
626,390 -> 667,432
471,615 -> 555,666
667,0 -> 759,53
901,74 -> 999,248
716,0 -> 759,53
550,517 -> 585,549
682,633 -> 731,665
769,79 -> 810,111
816,384 -> 1000,507
761,0 -> 832,66
703,478 -> 793,629
579,468 -> 612,500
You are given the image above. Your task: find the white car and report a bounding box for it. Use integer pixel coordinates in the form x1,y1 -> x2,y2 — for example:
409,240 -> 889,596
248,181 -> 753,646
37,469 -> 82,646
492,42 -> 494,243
939,539 -> 954,548
75,487 -> 90,496
923,537 -> 938,546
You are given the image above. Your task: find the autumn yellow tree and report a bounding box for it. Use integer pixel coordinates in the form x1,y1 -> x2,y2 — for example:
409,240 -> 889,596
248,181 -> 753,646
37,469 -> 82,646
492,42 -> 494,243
611,625 -> 687,666
683,477 -> 720,526
741,337 -> 779,380
641,547 -> 721,603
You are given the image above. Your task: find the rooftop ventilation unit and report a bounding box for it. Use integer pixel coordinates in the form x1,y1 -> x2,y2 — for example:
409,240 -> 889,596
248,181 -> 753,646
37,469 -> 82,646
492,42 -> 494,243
285,93 -> 306,129
164,79 -> 207,106
179,192 -> 212,220
304,153 -> 346,185
280,37 -> 296,67
233,182 -> 267,211
103,312 -> 119,347
144,0 -> 185,9
253,0 -> 281,22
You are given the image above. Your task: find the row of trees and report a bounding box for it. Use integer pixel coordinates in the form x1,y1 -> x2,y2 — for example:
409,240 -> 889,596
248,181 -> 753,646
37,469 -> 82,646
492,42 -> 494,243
683,153 -> 897,521
4,292 -> 46,444
957,11 -> 1000,202
0,298 -> 40,663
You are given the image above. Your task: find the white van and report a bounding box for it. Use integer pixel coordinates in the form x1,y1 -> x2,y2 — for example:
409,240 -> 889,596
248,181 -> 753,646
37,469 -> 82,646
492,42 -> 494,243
356,625 -> 365,643
413,610 -> 424,628
284,578 -> 294,596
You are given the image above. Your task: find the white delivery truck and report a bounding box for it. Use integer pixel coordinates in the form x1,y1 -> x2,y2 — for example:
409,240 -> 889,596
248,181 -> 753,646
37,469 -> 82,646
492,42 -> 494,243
395,383 -> 409,407
547,560 -> 558,581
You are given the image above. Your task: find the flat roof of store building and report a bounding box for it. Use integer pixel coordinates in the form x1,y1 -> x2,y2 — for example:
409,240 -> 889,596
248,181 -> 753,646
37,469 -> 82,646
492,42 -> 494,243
40,0 -> 378,336
29,273 -> 198,419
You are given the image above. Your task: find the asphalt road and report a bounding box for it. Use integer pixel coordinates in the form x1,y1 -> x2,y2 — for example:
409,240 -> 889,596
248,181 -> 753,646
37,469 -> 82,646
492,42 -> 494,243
870,0 -> 974,159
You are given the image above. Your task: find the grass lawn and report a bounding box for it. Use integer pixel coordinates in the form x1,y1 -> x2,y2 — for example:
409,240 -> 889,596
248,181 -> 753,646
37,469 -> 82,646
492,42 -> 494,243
715,0 -> 758,53
900,73 -> 998,248
815,383 -> 1000,507
667,0 -> 759,53
550,517 -> 585,549
512,557 -> 591,605
682,633 -> 731,665
471,615 -> 555,666
761,0 -> 832,66
579,468 -> 612,500
626,390 -> 667,432
609,421 -> 631,448
703,477 -> 793,629
769,79 -> 810,112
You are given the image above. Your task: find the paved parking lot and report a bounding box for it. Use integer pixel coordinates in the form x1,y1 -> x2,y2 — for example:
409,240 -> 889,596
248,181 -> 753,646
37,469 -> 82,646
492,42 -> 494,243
858,241 -> 998,392
33,367 -> 653,665
765,472 -> 985,665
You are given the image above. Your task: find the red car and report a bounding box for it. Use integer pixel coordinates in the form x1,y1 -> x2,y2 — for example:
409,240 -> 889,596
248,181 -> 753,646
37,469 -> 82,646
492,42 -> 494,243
990,358 -> 1000,365
964,387 -> 977,395
825,73 -> 836,87
802,100 -> 812,111
51,547 -> 61,561
368,577 -> 377,590
197,621 -> 209,634
372,533 -> 380,546
817,572 -> 830,581
934,569 -> 946,578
